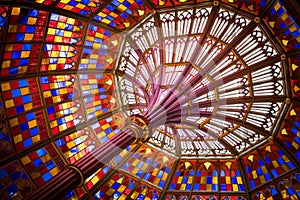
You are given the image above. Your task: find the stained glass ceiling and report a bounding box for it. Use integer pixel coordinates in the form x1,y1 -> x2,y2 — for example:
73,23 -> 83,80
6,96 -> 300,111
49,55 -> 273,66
0,0 -> 300,200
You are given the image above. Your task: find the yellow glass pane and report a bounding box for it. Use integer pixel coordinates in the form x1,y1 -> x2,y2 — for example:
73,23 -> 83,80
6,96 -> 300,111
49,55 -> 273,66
21,156 -> 31,165
13,134 -> 23,144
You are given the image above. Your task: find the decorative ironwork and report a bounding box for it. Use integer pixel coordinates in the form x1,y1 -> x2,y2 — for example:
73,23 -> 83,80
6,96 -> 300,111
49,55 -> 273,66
0,0 -> 300,199
116,4 -> 287,158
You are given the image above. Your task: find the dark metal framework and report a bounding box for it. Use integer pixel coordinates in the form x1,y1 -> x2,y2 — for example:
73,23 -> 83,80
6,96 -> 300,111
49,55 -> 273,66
0,0 -> 299,199
116,1 -> 290,159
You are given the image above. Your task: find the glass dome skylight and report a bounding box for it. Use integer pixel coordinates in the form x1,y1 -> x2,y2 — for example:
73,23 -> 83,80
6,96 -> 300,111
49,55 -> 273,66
116,5 -> 286,158
0,0 -> 299,199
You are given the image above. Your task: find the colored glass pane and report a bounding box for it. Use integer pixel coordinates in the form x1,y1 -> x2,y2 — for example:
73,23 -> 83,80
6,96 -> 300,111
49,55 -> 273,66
46,13 -> 84,45
90,117 -> 119,144
79,74 -> 114,97
56,0 -> 102,16
7,7 -> 47,41
64,191 -> 79,200
2,43 -> 41,76
41,44 -> 79,71
8,110 -> 48,151
55,128 -> 98,164
94,0 -> 149,29
79,24 -> 120,70
278,174 -> 300,199
290,56 -> 300,99
170,161 -> 195,191
291,173 -> 300,197
220,161 -> 244,192
21,147 -> 60,186
244,152 -> 272,189
39,75 -> 77,104
220,0 -> 267,14
0,162 -> 33,199
130,185 -> 160,200
111,143 -> 136,166
194,162 -> 218,191
0,6 -> 8,40
252,186 -> 280,200
191,196 -> 218,200
62,188 -> 86,199
261,145 -> 295,177
166,194 -> 190,200
278,104 -> 300,161
1,79 -> 41,117
85,166 -> 110,190
47,101 -> 84,135
142,152 -> 174,188
265,1 -> 300,50
121,145 -> 156,178
149,0 -> 173,7
94,173 -> 135,199
80,74 -> 116,119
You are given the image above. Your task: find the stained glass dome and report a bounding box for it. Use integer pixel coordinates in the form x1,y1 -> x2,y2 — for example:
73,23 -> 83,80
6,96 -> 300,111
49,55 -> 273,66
0,0 -> 300,199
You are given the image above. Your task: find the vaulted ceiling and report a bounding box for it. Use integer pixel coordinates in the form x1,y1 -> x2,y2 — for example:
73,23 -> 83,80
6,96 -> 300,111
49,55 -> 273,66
0,0 -> 300,199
